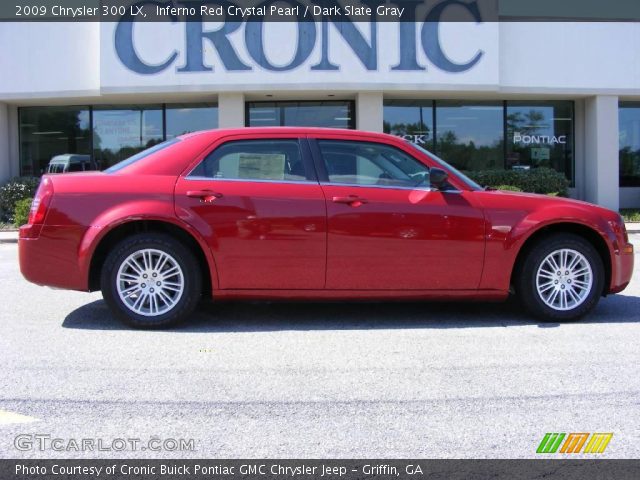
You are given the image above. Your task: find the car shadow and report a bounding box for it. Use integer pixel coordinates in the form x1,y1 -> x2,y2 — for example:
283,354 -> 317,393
62,293 -> 640,332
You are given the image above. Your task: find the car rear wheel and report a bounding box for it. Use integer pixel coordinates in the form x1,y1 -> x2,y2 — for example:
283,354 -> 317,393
516,233 -> 605,321
101,233 -> 201,328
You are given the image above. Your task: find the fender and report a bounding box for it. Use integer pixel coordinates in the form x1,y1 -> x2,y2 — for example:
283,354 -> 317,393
78,201 -> 220,292
509,206 -> 615,252
480,203 -> 616,292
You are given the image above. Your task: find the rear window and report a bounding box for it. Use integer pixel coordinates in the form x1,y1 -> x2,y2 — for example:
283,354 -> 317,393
105,138 -> 181,173
47,163 -> 65,174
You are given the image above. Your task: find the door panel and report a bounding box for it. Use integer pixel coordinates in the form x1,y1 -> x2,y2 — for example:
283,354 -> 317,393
322,185 -> 485,290
174,137 -> 326,290
310,137 -> 486,290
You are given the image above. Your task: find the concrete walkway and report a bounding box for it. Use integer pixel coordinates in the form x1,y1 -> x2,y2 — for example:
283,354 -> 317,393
628,223 -> 640,234
0,230 -> 18,243
1,223 -> 640,244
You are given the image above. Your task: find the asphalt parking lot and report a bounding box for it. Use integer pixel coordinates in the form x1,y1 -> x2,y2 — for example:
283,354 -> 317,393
1,235 -> 639,459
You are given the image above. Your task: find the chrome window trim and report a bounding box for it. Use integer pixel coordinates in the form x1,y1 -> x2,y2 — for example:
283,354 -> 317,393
184,176 -> 318,186
319,182 -> 462,194
183,177 -> 462,192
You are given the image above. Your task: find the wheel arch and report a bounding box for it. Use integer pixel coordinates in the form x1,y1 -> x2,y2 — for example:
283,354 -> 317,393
87,219 -> 216,296
510,222 -> 612,296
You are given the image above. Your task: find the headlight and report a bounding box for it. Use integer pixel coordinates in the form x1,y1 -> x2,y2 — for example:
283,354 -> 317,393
608,215 -> 628,243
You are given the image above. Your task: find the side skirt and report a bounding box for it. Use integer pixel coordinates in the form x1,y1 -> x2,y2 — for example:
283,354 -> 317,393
212,289 -> 509,302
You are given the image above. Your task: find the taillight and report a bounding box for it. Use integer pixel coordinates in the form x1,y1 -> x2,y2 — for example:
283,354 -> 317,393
28,177 -> 54,225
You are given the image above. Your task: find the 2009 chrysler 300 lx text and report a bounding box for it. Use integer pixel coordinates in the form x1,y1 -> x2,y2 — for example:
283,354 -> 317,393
18,128 -> 634,328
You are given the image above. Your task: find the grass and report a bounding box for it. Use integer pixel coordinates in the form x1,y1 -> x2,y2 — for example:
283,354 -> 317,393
621,209 -> 640,223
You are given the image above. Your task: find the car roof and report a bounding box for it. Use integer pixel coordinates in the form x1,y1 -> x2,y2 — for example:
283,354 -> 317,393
179,127 -> 400,141
118,127 -> 415,177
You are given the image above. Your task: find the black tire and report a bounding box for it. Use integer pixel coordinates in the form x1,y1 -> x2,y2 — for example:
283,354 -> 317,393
515,233 -> 604,321
100,233 -> 201,328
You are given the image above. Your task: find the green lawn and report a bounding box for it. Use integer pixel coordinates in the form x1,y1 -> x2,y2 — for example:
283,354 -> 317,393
621,209 -> 640,223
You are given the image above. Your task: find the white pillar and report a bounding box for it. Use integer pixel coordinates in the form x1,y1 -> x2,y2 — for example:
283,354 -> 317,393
218,93 -> 245,129
356,91 -> 383,132
584,95 -> 619,211
0,103 -> 10,184
8,105 -> 19,178
572,99 -> 585,201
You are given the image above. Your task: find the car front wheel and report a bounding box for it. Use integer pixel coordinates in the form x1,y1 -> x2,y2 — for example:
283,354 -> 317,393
516,234 -> 605,321
101,233 -> 201,328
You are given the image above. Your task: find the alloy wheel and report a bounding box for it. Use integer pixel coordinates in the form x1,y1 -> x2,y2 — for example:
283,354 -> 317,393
116,248 -> 185,316
535,248 -> 593,311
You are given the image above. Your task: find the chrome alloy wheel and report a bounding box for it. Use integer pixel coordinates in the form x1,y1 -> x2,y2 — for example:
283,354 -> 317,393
116,248 -> 185,316
535,248 -> 593,311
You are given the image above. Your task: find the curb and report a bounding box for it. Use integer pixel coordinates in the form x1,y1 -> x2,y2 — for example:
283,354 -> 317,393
626,223 -> 640,234
0,230 -> 18,244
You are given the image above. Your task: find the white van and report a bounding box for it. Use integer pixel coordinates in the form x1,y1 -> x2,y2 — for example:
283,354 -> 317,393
46,154 -> 94,174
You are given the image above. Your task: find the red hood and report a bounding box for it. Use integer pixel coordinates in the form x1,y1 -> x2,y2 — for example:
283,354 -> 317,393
486,189 -> 621,221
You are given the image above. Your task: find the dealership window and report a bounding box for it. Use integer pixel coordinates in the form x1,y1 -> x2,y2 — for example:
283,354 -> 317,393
246,101 -> 355,129
383,100 -> 434,151
506,101 -> 574,181
619,102 -> 640,187
165,103 -> 218,139
19,106 -> 91,176
435,101 -> 504,171
383,99 -> 575,183
92,106 -> 163,170
19,103 -> 218,175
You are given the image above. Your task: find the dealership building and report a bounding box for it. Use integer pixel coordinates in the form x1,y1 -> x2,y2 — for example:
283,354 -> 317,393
0,8 -> 639,210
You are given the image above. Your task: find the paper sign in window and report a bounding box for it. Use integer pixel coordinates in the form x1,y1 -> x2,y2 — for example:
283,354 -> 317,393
238,153 -> 286,180
531,148 -> 550,161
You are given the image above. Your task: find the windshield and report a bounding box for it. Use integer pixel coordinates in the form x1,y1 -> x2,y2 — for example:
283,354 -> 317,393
407,142 -> 483,191
105,138 -> 181,173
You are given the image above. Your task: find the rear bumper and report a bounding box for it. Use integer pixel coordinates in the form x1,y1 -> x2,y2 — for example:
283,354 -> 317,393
19,225 -> 89,291
609,242 -> 634,294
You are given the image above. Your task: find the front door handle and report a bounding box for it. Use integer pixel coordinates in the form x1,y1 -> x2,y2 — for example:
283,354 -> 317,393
332,195 -> 368,207
186,190 -> 223,203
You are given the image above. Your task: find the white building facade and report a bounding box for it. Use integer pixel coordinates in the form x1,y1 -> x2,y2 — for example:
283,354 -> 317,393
0,15 -> 639,209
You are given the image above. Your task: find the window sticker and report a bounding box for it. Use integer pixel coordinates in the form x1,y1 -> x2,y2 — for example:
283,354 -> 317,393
238,153 -> 286,180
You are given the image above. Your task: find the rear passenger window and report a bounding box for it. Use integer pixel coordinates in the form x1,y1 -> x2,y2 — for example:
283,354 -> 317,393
190,140 -> 311,182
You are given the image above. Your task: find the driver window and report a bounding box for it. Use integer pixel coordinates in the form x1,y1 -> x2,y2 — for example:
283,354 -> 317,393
317,140 -> 430,188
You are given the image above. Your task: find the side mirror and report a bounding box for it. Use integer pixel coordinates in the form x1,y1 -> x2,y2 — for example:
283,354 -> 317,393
429,167 -> 449,190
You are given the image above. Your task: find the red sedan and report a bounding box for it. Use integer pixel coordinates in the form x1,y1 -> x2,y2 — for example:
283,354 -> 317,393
19,128 -> 634,328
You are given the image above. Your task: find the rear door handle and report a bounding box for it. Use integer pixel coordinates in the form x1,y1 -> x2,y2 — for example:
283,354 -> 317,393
332,195 -> 368,207
186,190 -> 223,203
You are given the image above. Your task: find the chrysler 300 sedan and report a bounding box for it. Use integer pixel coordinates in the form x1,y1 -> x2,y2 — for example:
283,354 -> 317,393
19,128 -> 634,328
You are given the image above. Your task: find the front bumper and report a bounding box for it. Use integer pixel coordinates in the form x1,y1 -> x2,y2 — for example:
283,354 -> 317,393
609,242 -> 634,294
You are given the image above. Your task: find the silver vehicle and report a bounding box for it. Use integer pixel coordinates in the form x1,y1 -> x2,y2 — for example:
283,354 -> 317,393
46,154 -> 94,174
